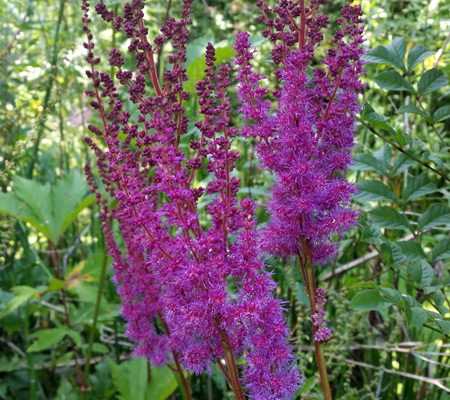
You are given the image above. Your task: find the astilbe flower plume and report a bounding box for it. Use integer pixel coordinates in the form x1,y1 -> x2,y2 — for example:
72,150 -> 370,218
235,1 -> 364,263
81,1 -> 300,398
235,1 -> 363,398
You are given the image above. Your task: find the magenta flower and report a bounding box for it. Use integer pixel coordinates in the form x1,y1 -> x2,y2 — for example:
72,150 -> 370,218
235,2 -> 364,263
82,1 -> 300,398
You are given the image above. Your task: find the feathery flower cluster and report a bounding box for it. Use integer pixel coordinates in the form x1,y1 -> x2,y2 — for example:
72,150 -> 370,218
82,1 -> 299,398
235,1 -> 364,264
312,288 -> 333,343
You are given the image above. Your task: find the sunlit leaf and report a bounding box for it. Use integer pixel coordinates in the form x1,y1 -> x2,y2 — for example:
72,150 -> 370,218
417,69 -> 448,96
407,45 -> 433,70
418,204 -> 450,231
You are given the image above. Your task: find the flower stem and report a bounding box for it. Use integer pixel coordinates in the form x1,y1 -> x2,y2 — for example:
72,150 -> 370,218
298,241 -> 332,400
219,330 -> 245,400
84,246 -> 108,378
159,317 -> 192,400
172,351 -> 192,400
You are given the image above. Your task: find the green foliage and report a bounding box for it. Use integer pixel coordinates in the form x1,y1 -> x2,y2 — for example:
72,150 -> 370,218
0,171 -> 94,243
28,327 -> 81,352
110,358 -> 177,400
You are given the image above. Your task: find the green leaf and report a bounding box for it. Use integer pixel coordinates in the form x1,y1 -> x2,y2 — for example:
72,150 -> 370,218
355,180 -> 397,203
52,172 -> 95,240
398,103 -> 426,117
380,288 -> 402,305
146,366 -> 178,400
433,105 -> 450,122
402,174 -> 438,201
91,343 -> 109,354
110,358 -> 176,400
0,286 -> 39,319
374,70 -> 413,92
392,240 -> 426,262
56,379 -> 78,400
370,207 -> 411,231
28,328 -> 70,352
364,38 -> 406,70
362,109 -> 397,134
295,282 -> 309,306
352,154 -> 387,174
407,45 -> 433,70
351,289 -> 386,311
418,204 -> 450,231
392,154 -> 416,176
408,307 -> 429,330
437,319 -> 450,335
0,171 -> 92,243
0,191 -> 51,239
431,238 -> 450,262
419,262 -> 435,287
14,176 -> 53,235
417,69 -> 448,96
110,358 -> 148,400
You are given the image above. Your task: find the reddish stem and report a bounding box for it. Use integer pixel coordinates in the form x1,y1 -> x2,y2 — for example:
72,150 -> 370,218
299,0 -> 306,48
219,330 -> 246,400
138,19 -> 162,96
298,240 -> 333,400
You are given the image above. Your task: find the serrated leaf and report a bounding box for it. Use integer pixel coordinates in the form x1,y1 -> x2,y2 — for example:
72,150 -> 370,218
437,319 -> 450,335
146,365 -> 178,400
431,238 -> 450,262
52,172 -> 95,239
398,103 -> 426,116
417,69 -> 448,96
408,307 -> 429,330
111,358 -> 148,400
370,207 -> 411,231
295,282 -> 309,306
363,110 -> 397,134
418,204 -> 450,231
380,288 -> 402,304
420,262 -> 435,287
0,191 -> 51,239
375,70 -> 413,92
110,358 -> 176,400
364,38 -> 406,70
392,240 -> 427,264
0,171 -> 92,243
392,154 -> 416,176
352,153 -> 387,174
407,45 -> 433,70
0,286 -> 39,319
402,174 -> 438,201
433,105 -> 450,122
351,289 -> 386,311
355,180 -> 397,203
28,328 -> 69,352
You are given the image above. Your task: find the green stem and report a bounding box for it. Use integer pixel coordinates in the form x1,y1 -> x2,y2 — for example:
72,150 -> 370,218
27,0 -> 66,178
359,119 -> 449,183
299,241 -> 333,400
84,247 -> 108,379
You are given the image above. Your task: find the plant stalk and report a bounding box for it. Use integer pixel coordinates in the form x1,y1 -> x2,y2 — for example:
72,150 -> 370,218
219,330 -> 245,400
159,317 -> 192,400
299,241 -> 333,400
84,246 -> 108,378
27,0 -> 66,178
172,351 -> 192,400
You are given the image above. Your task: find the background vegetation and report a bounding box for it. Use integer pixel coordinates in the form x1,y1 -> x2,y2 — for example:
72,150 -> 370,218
0,0 -> 449,399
